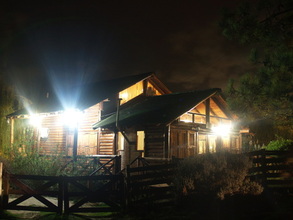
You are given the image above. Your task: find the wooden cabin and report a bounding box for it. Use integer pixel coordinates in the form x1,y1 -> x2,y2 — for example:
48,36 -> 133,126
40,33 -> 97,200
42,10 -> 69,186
93,89 -> 242,166
6,73 -> 171,157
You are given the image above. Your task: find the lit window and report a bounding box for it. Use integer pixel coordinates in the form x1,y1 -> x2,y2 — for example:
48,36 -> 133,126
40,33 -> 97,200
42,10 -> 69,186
40,128 -> 49,139
179,113 -> 193,123
119,82 -> 143,104
118,132 -> 124,150
137,131 -> 145,151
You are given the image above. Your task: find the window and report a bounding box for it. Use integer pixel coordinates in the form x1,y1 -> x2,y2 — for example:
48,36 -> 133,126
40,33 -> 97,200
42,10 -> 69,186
198,135 -> 206,154
137,131 -> 145,151
208,135 -> 216,153
40,128 -> 49,139
146,82 -> 162,96
119,81 -> 143,104
194,114 -> 206,124
117,132 -> 124,150
179,113 -> 193,123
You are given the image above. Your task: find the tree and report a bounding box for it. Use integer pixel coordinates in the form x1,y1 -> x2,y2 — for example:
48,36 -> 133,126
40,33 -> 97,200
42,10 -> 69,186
0,76 -> 16,152
220,0 -> 293,140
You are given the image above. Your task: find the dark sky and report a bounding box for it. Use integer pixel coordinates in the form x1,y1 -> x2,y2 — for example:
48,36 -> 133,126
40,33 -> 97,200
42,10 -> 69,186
0,0 -> 253,101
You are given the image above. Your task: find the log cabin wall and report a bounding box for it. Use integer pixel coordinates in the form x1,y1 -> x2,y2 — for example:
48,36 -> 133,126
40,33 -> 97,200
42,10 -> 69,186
77,103 -> 101,155
39,103 -> 102,156
170,123 -> 199,158
169,122 -> 241,158
39,114 -> 66,155
144,124 -> 166,158
97,129 -> 115,155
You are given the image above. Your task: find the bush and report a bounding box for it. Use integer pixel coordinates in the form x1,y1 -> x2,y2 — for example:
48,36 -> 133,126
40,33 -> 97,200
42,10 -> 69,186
0,141 -> 64,176
265,137 -> 293,151
174,152 -> 263,200
0,141 -> 103,177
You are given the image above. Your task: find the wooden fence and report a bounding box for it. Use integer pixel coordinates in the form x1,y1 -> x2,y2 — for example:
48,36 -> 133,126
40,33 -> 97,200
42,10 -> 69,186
0,160 -> 176,214
125,163 -> 176,209
1,171 -> 124,214
1,150 -> 292,214
248,150 -> 293,191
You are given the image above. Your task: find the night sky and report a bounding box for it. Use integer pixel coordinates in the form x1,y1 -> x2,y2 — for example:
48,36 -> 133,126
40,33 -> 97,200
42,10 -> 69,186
0,0 -> 254,101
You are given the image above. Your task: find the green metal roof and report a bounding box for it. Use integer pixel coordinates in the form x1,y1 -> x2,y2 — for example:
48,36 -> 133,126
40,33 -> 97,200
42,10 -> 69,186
7,73 -> 154,118
93,88 -> 221,129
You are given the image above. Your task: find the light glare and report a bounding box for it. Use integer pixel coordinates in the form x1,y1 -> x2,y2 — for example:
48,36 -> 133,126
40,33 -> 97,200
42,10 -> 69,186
212,124 -> 232,136
61,109 -> 83,128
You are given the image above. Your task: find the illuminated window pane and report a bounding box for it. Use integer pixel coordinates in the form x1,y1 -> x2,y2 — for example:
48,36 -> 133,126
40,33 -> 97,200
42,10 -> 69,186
198,135 -> 206,154
40,128 -> 49,139
179,113 -> 193,122
118,132 -> 124,150
119,81 -> 143,104
194,115 -> 205,124
146,82 -> 162,96
208,135 -> 216,153
137,131 -> 145,151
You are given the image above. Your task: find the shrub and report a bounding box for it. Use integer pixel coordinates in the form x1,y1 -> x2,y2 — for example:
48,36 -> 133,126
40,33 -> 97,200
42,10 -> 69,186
0,141 -> 64,176
0,141 -> 102,176
173,152 -> 263,200
265,137 -> 293,151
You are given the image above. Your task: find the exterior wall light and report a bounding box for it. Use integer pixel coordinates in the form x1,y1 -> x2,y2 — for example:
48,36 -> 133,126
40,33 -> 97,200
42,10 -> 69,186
40,128 -> 49,139
212,124 -> 232,137
61,109 -> 84,129
29,114 -> 42,128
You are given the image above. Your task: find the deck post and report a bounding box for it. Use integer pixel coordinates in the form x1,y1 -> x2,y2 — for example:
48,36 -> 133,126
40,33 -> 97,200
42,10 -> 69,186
1,170 -> 9,210
0,163 -> 2,209
73,127 -> 78,161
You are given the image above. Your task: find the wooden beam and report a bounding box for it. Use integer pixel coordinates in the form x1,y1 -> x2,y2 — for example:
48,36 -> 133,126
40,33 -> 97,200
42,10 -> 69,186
205,98 -> 210,129
10,118 -> 14,146
73,127 -> 78,161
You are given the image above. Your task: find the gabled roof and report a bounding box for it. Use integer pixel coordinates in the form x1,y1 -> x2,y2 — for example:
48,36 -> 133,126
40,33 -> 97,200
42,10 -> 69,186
7,72 -> 167,118
93,88 -> 221,129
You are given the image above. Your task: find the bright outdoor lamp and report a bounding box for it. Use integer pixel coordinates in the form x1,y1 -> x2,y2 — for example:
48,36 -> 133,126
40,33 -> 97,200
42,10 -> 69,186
60,108 -> 83,128
29,114 -> 42,127
212,124 -> 232,136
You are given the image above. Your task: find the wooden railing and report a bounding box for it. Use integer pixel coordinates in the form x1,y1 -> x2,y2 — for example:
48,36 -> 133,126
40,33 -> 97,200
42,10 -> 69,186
0,170 -> 124,214
248,149 -> 293,190
60,155 -> 121,176
125,163 -> 176,209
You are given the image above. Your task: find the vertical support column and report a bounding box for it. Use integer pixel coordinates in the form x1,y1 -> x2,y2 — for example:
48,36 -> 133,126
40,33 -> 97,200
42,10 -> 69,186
205,98 -> 210,128
205,98 -> 210,153
58,176 -> 64,214
10,118 -> 14,146
1,170 -> 9,210
165,125 -> 171,159
73,127 -> 78,161
114,156 -> 121,174
0,162 -> 3,209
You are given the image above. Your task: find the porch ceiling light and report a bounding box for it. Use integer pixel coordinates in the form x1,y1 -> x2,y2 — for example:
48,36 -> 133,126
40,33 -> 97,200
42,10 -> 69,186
61,108 -> 83,128
212,124 -> 232,137
29,114 -> 42,128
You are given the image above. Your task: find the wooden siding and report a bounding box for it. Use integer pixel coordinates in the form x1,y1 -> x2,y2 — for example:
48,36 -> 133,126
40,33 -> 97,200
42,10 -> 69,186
98,129 -> 115,155
39,114 -> 66,155
39,103 -> 101,156
77,103 -> 101,155
144,125 -> 166,158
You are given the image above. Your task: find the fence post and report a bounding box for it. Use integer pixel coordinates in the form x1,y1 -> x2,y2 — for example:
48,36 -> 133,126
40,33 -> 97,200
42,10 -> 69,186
0,163 -> 2,209
124,165 -> 131,211
63,176 -> 69,214
58,176 -> 65,214
115,156 -> 121,174
1,169 -> 9,210
260,149 -> 267,188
